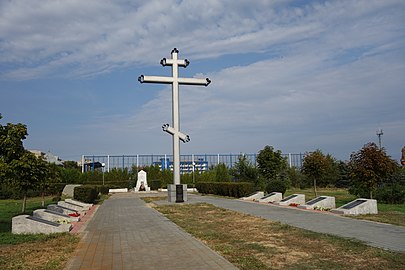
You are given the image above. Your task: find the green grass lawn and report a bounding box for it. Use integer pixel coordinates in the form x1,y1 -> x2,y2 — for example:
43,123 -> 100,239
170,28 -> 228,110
0,196 -> 55,234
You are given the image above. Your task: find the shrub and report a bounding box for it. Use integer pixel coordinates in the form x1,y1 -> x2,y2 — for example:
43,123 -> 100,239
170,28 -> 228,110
149,180 -> 161,190
195,182 -> 255,198
375,183 -> 405,204
74,185 -> 98,203
266,179 -> 288,195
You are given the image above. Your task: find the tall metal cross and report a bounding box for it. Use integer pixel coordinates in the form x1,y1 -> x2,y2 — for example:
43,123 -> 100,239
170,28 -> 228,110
138,48 -> 210,185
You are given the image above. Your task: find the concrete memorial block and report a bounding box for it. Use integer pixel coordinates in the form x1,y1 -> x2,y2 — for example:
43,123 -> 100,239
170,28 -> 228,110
12,215 -> 72,234
331,199 -> 378,215
33,209 -> 79,223
62,184 -> 82,197
168,184 -> 187,203
298,196 -> 336,210
274,194 -> 305,206
65,199 -> 93,210
240,191 -> 265,201
258,192 -> 283,203
57,201 -> 87,212
47,204 -> 79,216
135,170 -> 151,192
109,188 -> 128,193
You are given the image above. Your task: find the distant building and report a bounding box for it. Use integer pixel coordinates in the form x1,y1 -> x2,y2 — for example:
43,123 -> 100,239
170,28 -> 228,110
29,150 -> 63,166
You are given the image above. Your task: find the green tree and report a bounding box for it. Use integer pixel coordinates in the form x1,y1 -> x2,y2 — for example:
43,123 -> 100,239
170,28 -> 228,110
301,150 -> 336,197
256,145 -> 288,180
230,155 -> 258,182
348,143 -> 398,199
0,114 -> 28,185
63,160 -> 80,170
214,163 -> 231,182
38,162 -> 62,206
9,151 -> 49,212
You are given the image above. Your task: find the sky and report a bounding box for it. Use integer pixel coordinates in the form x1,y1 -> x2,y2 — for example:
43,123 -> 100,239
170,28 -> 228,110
0,0 -> 404,163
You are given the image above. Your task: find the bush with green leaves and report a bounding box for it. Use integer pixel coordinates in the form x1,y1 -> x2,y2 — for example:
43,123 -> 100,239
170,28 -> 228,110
73,185 -> 98,203
375,183 -> 405,204
195,182 -> 255,198
265,179 -> 289,195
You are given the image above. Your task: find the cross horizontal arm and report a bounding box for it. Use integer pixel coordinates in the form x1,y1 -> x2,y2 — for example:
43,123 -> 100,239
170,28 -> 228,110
138,75 -> 173,84
161,58 -> 189,67
178,77 -> 211,86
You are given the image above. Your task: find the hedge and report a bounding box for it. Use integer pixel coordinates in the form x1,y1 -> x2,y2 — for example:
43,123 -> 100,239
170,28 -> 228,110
195,182 -> 255,198
74,185 -> 98,203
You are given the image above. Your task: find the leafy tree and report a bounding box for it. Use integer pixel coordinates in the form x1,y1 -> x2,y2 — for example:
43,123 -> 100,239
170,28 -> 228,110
38,162 -> 61,206
9,151 -> 49,212
0,114 -> 28,185
256,145 -> 288,181
348,143 -> 398,199
63,160 -> 80,170
0,114 -> 28,164
301,150 -> 337,197
230,155 -> 258,182
286,166 -> 305,188
214,163 -> 231,182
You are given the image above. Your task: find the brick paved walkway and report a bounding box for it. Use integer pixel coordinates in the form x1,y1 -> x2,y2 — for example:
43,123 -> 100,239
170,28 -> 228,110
65,193 -> 237,270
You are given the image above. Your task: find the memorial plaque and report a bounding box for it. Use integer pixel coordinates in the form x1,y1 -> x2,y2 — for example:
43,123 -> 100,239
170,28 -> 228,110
27,216 -> 60,227
261,192 -> 276,199
280,194 -> 297,202
176,184 -> 184,203
306,196 -> 327,205
341,199 -> 367,210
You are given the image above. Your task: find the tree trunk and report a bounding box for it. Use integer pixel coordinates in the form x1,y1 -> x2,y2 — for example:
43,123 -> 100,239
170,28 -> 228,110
313,178 -> 318,197
41,191 -> 45,207
22,194 -> 27,213
370,190 -> 373,199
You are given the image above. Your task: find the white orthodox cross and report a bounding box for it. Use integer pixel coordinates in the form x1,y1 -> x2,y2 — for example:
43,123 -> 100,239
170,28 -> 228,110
138,48 -> 210,185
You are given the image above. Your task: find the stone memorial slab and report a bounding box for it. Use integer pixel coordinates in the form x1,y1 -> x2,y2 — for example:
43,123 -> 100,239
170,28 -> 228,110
135,170 -> 151,192
33,209 -> 79,223
47,204 -> 79,215
331,198 -> 378,215
109,188 -> 128,193
62,184 -> 82,197
57,201 -> 86,212
12,215 -> 72,234
65,199 -> 93,210
258,192 -> 283,203
298,196 -> 336,210
273,194 -> 305,206
240,191 -> 265,201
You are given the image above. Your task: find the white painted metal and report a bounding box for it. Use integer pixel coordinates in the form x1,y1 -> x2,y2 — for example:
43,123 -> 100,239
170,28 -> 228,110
139,48 -> 210,185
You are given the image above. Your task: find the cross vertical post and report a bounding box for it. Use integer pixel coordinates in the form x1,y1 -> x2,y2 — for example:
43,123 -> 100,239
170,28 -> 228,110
138,48 -> 210,201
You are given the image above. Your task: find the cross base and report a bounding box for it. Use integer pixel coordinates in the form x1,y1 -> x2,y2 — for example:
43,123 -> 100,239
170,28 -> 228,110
167,184 -> 187,203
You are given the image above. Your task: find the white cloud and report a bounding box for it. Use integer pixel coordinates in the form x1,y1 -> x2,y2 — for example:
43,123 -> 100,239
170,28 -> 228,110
1,0 -> 403,79
2,0 -> 405,161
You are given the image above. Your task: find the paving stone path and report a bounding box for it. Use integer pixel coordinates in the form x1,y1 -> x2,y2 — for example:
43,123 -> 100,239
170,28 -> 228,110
189,194 -> 405,253
65,193 -> 238,270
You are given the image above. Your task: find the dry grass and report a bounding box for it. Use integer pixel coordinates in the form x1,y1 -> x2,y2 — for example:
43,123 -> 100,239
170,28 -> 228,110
0,233 -> 79,270
154,203 -> 405,270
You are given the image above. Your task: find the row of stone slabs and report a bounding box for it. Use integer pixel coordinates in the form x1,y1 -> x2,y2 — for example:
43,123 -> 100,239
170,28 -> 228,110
241,192 -> 378,215
12,199 -> 93,234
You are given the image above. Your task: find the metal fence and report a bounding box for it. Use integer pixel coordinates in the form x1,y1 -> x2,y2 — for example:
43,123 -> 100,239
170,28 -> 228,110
81,153 -> 304,172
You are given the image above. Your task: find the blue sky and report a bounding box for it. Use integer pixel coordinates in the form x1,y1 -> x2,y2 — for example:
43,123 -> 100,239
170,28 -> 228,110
1,0 -> 404,162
